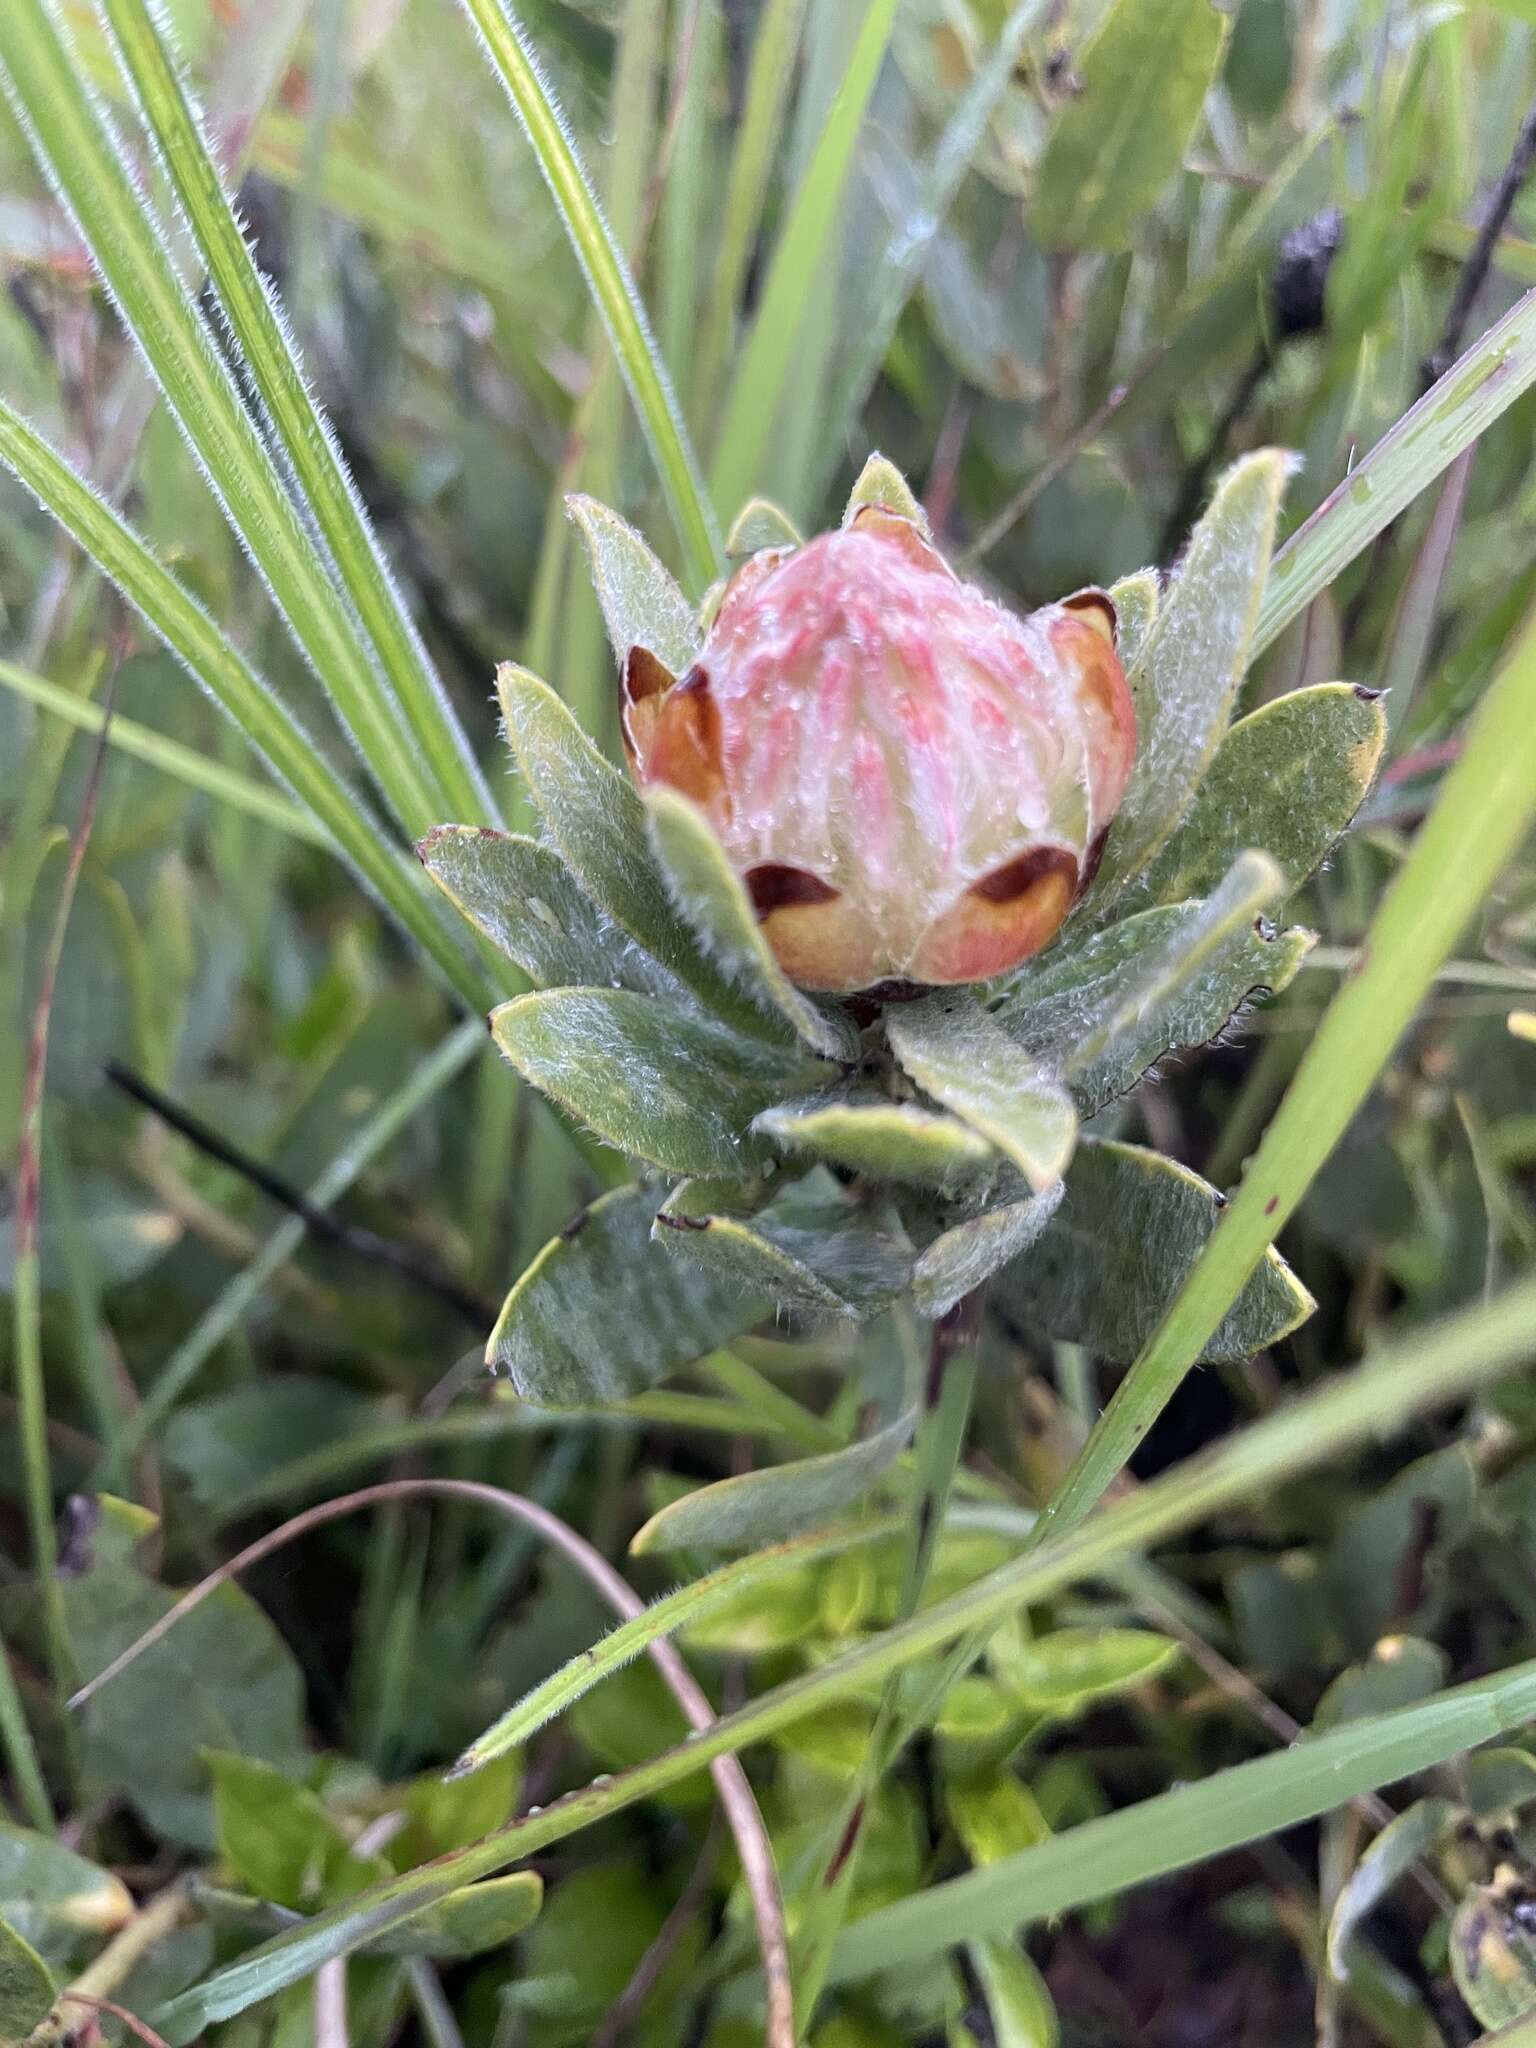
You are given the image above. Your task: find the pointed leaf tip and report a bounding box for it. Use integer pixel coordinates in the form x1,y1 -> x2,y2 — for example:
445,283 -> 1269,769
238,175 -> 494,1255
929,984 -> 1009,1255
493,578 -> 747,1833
842,452 -> 931,535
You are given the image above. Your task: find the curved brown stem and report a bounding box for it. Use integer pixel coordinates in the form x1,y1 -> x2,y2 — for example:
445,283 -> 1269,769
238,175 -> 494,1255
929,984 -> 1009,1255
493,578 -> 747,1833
68,1478 -> 795,2048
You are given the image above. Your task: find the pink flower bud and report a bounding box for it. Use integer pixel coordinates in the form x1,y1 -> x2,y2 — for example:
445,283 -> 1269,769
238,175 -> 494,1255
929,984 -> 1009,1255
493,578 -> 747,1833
624,504 -> 1136,995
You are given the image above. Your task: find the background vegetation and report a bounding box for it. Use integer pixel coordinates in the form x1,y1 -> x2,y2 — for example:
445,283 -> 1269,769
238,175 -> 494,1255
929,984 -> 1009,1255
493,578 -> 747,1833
2,0 -> 1536,2043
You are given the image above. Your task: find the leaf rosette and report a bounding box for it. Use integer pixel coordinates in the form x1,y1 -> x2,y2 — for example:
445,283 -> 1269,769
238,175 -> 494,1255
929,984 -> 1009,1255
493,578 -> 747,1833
420,452 -> 1385,1409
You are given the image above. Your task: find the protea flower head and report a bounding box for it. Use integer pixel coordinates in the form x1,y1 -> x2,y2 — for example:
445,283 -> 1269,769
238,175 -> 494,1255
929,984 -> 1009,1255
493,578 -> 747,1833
620,477 -> 1136,995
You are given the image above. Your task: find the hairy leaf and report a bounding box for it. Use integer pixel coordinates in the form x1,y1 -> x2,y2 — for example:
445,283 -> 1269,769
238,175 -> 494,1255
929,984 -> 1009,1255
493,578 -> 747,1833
419,824 -> 682,996
631,1408 -> 916,1553
1137,682 -> 1388,905
910,1182 -> 1062,1316
1034,0 -> 1228,252
994,1140 -> 1313,1362
655,1172 -> 913,1318
886,993 -> 1077,1191
725,496 -> 803,554
999,896 -> 1312,1111
566,493 -> 700,673
491,987 -> 828,1176
487,1182 -> 769,1405
842,450 -> 931,533
646,787 -> 858,1056
1094,451 -> 1292,906
1107,567 -> 1160,674
755,1088 -> 997,1189
496,665 -> 765,1030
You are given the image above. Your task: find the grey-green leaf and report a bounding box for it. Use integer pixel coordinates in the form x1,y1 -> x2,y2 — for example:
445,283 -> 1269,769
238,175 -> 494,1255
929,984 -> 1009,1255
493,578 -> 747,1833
0,1915 -> 57,2036
1033,0 -> 1229,252
0,1826 -> 132,1963
886,993 -> 1077,1191
1093,450 -> 1293,908
630,1408 -> 917,1553
655,1173 -> 913,1319
755,1089 -> 997,1190
994,1139 -> 1314,1362
418,824 -> 682,997
645,787 -> 857,1057
1136,683 -> 1389,906
1327,1798 -> 1460,1981
491,987 -> 828,1177
1062,850 -> 1283,1082
487,1183 -> 769,1405
726,497 -> 802,554
910,1182 -> 1063,1317
566,494 -> 699,674
842,450 -> 931,534
1107,567 -> 1159,675
495,664 -> 762,1030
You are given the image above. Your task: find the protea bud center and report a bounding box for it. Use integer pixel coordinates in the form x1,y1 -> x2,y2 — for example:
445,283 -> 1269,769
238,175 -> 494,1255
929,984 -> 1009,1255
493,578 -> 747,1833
623,498 -> 1136,995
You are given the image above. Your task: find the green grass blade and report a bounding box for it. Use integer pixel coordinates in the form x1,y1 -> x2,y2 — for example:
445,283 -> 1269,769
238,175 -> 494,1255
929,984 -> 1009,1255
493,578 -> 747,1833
1255,286 -> 1536,658
0,662 -> 325,845
455,0 -> 721,590
829,1653 -> 1536,1978
708,0 -> 900,520
97,0 -> 496,826
813,0 -> 1052,499
450,1518 -> 899,1777
692,0 -> 810,428
0,0 -> 446,841
0,401 -> 487,1009
150,1271 -> 1536,2037
1030,568 -> 1536,1552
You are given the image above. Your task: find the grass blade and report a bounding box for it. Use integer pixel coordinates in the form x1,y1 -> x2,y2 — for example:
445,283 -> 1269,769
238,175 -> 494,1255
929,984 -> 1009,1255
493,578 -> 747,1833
1029,556 -> 1536,1552
692,0 -> 810,427
829,1657 -> 1536,1978
450,1518 -> 898,1777
709,0 -> 901,520
0,661 -> 325,845
455,0 -> 721,590
0,0 -> 444,840
97,0 -> 496,826
0,402 -> 487,1009
1255,287 -> 1536,658
150,1271 -> 1536,2037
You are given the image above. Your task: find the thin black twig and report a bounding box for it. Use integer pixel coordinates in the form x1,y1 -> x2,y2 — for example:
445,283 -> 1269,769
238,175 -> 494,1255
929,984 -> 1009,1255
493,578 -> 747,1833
103,1060 -> 495,1329
1425,95 -> 1536,388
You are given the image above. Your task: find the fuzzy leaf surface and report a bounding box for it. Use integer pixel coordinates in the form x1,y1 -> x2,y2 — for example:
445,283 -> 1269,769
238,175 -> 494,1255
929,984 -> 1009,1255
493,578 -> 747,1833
496,665 -> 765,1030
886,993 -> 1077,1191
910,1181 -> 1062,1317
566,494 -> 699,674
487,1183 -> 769,1405
995,1139 -> 1314,1362
1033,0 -> 1228,252
631,1408 -> 917,1553
1107,567 -> 1159,675
842,450 -> 931,533
646,786 -> 858,1056
755,1089 -> 997,1189
1136,682 -> 1388,905
655,1172 -> 913,1319
418,824 -> 682,996
491,987 -> 827,1177
725,497 -> 803,554
0,1917 -> 56,2036
1094,451 -> 1291,907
